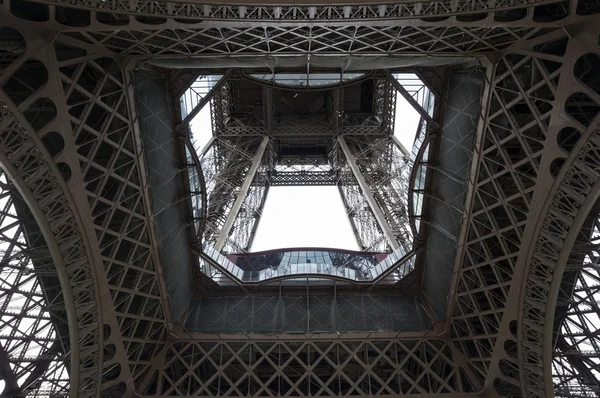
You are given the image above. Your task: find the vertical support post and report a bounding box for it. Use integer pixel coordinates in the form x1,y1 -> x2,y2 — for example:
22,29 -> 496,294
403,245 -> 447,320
215,136 -> 269,251
263,87 -> 274,134
337,136 -> 399,251
331,88 -> 341,134
245,184 -> 270,251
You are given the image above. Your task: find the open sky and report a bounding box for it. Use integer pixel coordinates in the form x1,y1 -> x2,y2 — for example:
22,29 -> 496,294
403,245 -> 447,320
191,82 -> 420,252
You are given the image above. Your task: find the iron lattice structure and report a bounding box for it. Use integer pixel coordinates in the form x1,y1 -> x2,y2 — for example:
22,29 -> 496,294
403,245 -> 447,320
0,0 -> 599,397
198,75 -> 405,253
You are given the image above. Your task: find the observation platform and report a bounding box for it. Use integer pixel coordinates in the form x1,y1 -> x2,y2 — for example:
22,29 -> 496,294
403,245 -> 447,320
203,246 -> 415,284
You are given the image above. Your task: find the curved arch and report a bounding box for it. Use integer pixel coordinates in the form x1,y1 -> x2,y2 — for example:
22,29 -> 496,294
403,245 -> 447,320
0,97 -> 102,397
183,137 -> 208,242
543,171 -> 600,395
407,129 -> 435,237
511,29 -> 600,397
519,114 -> 600,396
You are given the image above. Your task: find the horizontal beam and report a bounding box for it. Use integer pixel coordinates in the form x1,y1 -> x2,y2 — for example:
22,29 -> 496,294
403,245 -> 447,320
140,393 -> 481,398
270,171 -> 336,186
23,0 -> 582,28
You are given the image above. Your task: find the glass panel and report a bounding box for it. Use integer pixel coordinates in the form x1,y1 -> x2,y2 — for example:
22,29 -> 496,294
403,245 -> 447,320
199,245 -> 416,285
423,143 -> 430,162
250,73 -> 365,88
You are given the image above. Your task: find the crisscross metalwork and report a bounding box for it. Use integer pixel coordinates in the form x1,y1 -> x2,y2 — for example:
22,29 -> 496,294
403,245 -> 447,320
0,0 -> 599,396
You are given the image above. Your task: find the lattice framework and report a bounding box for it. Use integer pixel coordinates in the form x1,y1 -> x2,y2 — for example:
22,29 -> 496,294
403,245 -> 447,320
0,1 -> 599,397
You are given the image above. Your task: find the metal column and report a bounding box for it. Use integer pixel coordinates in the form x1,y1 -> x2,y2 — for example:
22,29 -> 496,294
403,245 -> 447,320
214,135 -> 269,251
175,70 -> 232,132
338,136 -> 400,251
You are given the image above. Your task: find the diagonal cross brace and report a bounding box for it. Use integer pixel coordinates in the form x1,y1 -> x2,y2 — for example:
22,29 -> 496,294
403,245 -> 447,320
385,70 -> 439,129
214,136 -> 269,251
176,70 -> 232,132
338,136 -> 400,251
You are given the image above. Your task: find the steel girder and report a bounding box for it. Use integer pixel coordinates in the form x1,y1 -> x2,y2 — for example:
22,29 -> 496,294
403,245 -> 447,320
214,136 -> 269,251
0,22 -> 171,396
201,135 -> 270,253
337,136 -> 410,252
2,0 -> 595,62
444,24 -> 600,397
0,2 -> 600,398
137,338 -> 480,396
270,170 -> 337,186
0,176 -> 70,398
6,0 -> 597,29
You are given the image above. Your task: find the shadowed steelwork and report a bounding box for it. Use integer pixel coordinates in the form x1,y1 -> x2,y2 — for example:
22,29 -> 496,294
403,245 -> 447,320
0,0 -> 599,397
422,67 -> 485,320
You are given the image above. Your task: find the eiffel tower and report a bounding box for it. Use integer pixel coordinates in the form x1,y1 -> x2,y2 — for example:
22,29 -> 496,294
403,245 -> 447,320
0,0 -> 599,396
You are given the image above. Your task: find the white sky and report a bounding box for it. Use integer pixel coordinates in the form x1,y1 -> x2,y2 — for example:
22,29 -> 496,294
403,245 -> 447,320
252,186 -> 360,250
191,87 -> 420,252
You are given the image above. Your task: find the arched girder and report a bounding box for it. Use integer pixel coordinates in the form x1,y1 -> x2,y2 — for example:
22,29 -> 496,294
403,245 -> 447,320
2,0 -> 600,397
0,94 -> 100,396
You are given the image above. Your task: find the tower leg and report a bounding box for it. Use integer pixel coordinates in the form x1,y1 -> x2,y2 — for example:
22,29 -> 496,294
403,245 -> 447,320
214,136 -> 269,251
338,136 -> 400,251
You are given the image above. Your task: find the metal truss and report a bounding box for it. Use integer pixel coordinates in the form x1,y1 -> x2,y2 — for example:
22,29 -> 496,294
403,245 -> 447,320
0,173 -> 69,398
211,82 -> 264,137
138,338 -> 480,397
270,170 -> 336,186
214,136 -> 269,252
342,79 -> 396,136
335,153 -> 387,252
1,0 -> 600,397
196,75 -> 401,251
201,135 -> 270,254
447,34 -> 555,395
335,135 -> 413,252
0,83 -> 102,397
0,22 -> 174,396
445,23 -> 600,398
552,228 -> 600,397
7,0 -> 596,29
177,72 -> 230,133
4,7 -> 556,61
